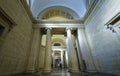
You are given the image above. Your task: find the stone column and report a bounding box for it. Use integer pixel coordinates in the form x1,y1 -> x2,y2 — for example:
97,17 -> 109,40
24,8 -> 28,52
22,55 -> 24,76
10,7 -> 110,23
61,50 -> 64,68
64,51 -> 67,68
65,50 -> 69,68
66,28 -> 79,72
36,28 -> 42,71
52,51 -> 55,68
76,37 -> 84,71
26,28 -> 40,73
77,28 -> 96,72
44,28 -> 52,73
66,36 -> 72,69
38,45 -> 46,71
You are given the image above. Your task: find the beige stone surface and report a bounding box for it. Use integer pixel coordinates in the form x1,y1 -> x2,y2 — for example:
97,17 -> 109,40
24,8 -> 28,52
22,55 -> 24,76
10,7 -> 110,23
38,45 -> 45,70
0,0 -> 120,76
44,28 -> 52,73
67,28 -> 79,72
26,28 -> 40,73
0,0 -> 32,75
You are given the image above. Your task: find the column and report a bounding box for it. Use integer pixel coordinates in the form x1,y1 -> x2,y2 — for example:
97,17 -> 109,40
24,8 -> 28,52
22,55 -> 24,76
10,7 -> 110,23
52,51 -> 55,68
76,37 -> 84,71
66,28 -> 79,72
38,45 -> 46,71
65,50 -> 69,68
64,51 -> 67,68
61,50 -> 64,68
44,28 -> 52,73
66,36 -> 72,69
77,28 -> 96,72
26,28 -> 40,73
36,28 -> 42,71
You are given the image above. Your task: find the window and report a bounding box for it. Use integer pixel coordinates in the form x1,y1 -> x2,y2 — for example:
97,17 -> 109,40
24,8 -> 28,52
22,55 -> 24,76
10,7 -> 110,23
54,43 -> 61,46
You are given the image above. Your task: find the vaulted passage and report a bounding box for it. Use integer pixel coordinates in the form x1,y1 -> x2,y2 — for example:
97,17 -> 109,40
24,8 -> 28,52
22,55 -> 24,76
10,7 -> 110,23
0,0 -> 120,76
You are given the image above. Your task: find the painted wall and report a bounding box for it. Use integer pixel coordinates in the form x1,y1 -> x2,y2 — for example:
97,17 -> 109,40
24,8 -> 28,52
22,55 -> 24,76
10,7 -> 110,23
85,0 -> 120,75
0,0 -> 32,75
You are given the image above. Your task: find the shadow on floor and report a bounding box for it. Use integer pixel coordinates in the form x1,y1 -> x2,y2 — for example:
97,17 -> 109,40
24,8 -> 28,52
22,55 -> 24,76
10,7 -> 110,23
9,69 -> 117,76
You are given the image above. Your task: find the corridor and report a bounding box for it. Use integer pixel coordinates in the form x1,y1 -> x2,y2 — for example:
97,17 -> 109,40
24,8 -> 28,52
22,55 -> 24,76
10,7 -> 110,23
0,0 -> 120,76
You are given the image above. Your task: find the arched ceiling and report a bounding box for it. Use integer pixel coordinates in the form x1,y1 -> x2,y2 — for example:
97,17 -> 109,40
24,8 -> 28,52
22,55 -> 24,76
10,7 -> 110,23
52,35 -> 66,46
30,0 -> 88,19
38,6 -> 79,20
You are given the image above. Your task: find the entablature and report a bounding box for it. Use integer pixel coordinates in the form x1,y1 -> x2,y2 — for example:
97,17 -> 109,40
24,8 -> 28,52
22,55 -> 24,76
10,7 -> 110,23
33,20 -> 84,29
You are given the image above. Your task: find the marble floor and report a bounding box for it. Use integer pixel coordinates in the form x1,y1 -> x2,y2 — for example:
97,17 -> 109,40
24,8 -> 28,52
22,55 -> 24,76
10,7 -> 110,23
10,69 -> 117,76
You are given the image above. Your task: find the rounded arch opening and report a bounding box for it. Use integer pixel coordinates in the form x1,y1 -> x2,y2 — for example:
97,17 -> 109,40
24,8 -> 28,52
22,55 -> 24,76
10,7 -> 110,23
37,6 -> 80,20
52,38 -> 66,46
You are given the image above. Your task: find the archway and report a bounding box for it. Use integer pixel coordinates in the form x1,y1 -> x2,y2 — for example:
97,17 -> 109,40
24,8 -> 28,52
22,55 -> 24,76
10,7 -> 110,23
51,37 -> 67,69
37,6 -> 80,20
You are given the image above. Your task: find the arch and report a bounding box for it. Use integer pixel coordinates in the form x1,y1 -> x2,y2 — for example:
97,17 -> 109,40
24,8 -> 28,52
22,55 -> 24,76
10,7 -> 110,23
52,38 -> 66,46
37,6 -> 80,20
53,43 -> 61,46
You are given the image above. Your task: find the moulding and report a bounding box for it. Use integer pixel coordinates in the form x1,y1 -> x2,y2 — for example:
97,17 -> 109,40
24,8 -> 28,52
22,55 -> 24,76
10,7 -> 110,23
20,0 -> 35,22
33,20 -> 84,24
105,12 -> 120,26
83,0 -> 99,21
0,7 -> 16,26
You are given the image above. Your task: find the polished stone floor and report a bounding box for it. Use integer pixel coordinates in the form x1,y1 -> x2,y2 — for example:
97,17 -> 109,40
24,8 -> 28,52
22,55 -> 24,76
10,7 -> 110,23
10,69 -> 117,76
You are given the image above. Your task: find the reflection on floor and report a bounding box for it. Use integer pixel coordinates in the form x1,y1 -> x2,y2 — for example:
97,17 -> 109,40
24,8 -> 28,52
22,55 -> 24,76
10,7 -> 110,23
10,69 -> 117,76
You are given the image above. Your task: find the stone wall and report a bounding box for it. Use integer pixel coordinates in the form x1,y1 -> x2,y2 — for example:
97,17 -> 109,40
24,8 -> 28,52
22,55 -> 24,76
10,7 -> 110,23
85,0 -> 120,75
38,45 -> 45,70
0,0 -> 32,75
77,28 -> 96,72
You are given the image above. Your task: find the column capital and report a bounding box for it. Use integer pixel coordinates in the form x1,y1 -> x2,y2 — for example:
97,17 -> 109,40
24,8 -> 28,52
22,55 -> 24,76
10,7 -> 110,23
66,27 -> 72,31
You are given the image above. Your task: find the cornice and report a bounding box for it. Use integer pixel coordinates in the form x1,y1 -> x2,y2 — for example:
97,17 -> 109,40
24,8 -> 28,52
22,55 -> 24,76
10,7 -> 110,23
33,20 -> 84,24
0,7 -> 16,26
20,0 -> 99,25
105,12 -> 120,26
20,0 -> 34,22
83,0 -> 99,21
